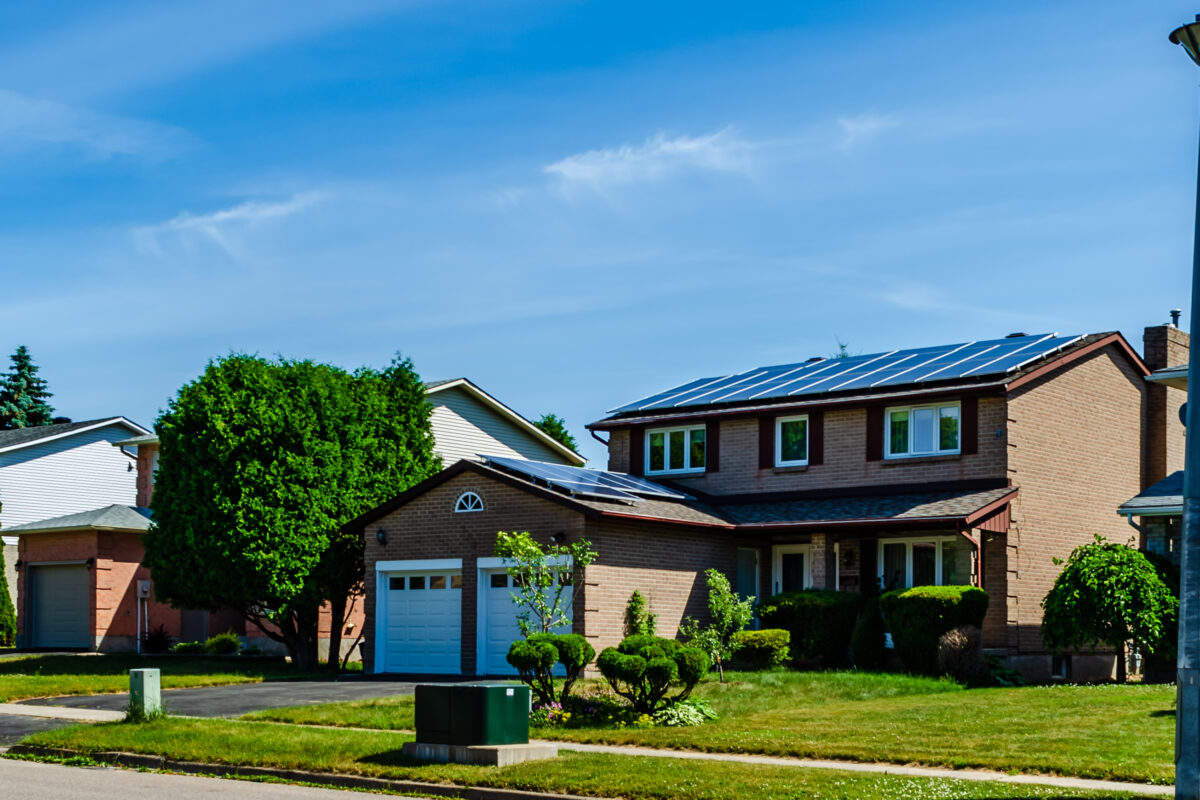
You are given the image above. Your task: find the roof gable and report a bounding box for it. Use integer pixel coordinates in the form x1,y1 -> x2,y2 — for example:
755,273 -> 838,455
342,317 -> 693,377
0,417 -> 150,455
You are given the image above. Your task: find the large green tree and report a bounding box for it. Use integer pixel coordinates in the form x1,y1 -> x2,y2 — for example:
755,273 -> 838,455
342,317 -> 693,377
1041,536 -> 1176,682
144,354 -> 440,670
0,550 -> 14,647
534,413 -> 577,452
0,346 -> 54,429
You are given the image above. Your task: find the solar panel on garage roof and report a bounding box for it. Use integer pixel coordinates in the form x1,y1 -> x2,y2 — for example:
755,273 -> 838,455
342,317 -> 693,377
608,333 -> 1081,414
482,455 -> 688,503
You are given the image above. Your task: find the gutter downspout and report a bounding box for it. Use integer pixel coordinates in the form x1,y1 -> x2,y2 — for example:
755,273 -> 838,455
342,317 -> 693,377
1124,512 -> 1147,547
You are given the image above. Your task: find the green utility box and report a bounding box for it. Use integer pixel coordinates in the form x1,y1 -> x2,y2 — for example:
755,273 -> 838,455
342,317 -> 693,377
414,683 -> 530,746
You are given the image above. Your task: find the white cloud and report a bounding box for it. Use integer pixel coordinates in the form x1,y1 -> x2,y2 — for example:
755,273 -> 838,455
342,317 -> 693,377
0,89 -> 188,159
544,128 -> 753,188
132,192 -> 325,258
837,113 -> 901,148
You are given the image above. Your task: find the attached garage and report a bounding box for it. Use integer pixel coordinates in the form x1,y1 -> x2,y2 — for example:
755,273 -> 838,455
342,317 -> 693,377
28,563 -> 90,649
374,559 -> 463,674
476,557 -> 572,677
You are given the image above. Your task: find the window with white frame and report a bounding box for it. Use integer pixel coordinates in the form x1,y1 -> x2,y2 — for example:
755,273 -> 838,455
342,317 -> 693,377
454,491 -> 484,513
877,536 -> 973,590
885,402 -> 960,458
775,415 -> 809,467
646,425 -> 705,474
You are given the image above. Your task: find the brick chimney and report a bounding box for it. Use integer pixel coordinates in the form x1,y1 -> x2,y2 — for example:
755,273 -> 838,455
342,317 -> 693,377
1144,321 -> 1190,487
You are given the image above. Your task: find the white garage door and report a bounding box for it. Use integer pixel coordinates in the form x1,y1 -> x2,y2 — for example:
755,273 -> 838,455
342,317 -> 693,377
382,569 -> 462,674
30,564 -> 90,649
480,569 -> 571,676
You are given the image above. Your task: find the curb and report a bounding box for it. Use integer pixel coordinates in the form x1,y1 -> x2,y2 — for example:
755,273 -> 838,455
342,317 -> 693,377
5,745 -> 600,800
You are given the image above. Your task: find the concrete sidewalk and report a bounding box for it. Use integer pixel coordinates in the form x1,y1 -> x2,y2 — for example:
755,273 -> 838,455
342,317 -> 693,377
0,703 -> 123,723
553,742 -> 1173,797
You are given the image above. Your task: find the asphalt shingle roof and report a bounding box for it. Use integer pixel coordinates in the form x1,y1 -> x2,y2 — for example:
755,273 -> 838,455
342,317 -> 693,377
4,505 -> 152,534
1119,471 -> 1184,515
718,486 -> 1016,527
0,417 -> 146,452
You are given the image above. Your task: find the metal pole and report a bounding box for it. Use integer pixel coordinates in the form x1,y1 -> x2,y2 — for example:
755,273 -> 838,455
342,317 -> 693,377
1177,104 -> 1200,800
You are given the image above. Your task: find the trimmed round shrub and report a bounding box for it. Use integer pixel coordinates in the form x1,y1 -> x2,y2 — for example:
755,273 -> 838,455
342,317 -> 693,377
851,597 -> 887,671
881,585 -> 989,675
598,635 -> 710,714
507,632 -> 595,705
730,629 -> 790,670
937,625 -> 987,684
757,590 -> 864,668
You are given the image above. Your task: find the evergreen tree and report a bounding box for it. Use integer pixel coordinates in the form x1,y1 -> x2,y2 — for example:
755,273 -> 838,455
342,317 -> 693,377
535,413 -> 578,452
0,547 -> 14,647
0,346 -> 54,429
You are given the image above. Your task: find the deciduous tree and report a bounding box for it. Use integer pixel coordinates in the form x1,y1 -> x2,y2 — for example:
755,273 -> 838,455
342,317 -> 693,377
495,531 -> 596,636
1041,535 -> 1176,682
679,568 -> 754,682
534,414 -> 577,452
144,354 -> 439,671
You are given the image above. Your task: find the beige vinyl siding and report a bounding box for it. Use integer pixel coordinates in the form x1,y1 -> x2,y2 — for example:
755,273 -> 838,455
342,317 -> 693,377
0,424 -> 140,529
430,387 -> 569,465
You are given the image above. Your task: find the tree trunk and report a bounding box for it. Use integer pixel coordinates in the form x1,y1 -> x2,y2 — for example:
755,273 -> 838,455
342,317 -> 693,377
326,595 -> 346,672
1116,640 -> 1127,683
278,608 -> 321,673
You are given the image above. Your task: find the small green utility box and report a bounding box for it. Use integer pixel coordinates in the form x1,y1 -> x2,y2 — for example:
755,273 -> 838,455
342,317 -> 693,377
414,683 -> 530,746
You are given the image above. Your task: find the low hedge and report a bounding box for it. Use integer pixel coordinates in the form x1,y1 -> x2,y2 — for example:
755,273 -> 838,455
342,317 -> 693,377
730,628 -> 790,670
880,585 -> 989,675
757,590 -> 864,668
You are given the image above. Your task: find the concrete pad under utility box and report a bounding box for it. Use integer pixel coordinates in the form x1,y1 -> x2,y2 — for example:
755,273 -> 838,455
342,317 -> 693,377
401,741 -> 558,766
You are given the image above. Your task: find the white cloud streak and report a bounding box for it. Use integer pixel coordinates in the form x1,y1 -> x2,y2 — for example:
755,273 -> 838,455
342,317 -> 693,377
0,89 -> 188,159
132,192 -> 325,258
543,128 -> 753,188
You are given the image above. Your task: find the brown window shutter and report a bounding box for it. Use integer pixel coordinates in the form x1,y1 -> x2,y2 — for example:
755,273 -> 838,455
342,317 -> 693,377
628,426 -> 645,476
961,396 -> 978,455
705,420 -> 720,473
809,409 -> 824,466
758,415 -> 775,469
865,405 -> 884,461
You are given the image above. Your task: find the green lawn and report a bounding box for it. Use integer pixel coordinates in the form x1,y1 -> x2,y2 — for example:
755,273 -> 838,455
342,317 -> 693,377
244,671 -> 1177,784
18,717 -> 1145,800
0,654 -> 304,702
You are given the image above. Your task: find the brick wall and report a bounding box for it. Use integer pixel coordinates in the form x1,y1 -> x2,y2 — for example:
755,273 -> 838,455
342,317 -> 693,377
1143,325 -> 1188,487
16,532 -> 99,643
607,396 -> 1009,495
581,519 -> 738,656
1006,346 -> 1148,658
134,443 -> 158,509
94,531 -> 180,650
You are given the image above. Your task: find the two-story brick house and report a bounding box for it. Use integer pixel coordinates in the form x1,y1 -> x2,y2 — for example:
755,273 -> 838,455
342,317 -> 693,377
355,327 -> 1182,681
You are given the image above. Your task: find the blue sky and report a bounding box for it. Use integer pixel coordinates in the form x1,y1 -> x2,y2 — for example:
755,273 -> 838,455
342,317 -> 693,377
2,1 -> 1198,464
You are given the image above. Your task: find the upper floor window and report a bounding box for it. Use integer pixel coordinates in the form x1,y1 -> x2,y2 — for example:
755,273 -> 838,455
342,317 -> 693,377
454,491 -> 484,512
774,415 -> 809,467
646,425 -> 705,474
885,402 -> 960,458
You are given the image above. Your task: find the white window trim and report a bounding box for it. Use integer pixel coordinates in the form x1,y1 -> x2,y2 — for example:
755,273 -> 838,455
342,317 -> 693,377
884,401 -> 962,460
876,536 -> 965,589
645,424 -> 707,475
771,544 -> 811,594
454,491 -> 484,513
774,414 -> 810,467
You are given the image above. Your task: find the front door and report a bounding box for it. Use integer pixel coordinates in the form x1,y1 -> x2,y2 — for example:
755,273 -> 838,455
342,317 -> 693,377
771,544 -> 811,595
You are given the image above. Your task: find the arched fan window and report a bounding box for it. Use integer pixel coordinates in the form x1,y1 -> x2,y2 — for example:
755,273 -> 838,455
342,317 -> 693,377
454,491 -> 484,513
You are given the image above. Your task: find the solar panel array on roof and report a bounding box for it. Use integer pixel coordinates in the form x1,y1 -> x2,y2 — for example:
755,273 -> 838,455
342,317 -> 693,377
482,455 -> 688,504
609,333 -> 1081,414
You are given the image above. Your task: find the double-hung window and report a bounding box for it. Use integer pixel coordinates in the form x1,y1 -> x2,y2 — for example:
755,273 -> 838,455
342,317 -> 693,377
774,415 -> 809,467
885,401 -> 960,458
646,425 -> 705,474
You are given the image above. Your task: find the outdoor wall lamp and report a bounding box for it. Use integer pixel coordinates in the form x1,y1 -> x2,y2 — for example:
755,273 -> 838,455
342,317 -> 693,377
376,529 -> 387,546
550,531 -> 566,543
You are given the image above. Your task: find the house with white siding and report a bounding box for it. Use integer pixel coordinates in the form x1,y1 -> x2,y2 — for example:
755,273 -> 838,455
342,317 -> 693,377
0,417 -> 150,614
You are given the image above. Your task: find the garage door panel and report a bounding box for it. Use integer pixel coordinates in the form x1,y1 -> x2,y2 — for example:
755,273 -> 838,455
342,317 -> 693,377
381,569 -> 462,675
482,569 -> 571,676
31,565 -> 90,649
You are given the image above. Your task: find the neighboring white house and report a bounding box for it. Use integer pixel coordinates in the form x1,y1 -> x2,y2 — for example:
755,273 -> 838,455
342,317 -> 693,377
0,417 -> 151,609
426,378 -> 585,466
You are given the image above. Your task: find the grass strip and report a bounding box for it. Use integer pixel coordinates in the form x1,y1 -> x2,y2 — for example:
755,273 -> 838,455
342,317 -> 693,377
19,717 -> 1148,800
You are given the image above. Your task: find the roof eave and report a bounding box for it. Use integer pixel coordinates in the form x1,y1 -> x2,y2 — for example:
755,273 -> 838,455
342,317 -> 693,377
0,417 -> 152,455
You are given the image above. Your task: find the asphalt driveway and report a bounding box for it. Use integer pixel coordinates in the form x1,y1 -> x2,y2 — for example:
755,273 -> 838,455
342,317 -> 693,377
19,678 -> 417,717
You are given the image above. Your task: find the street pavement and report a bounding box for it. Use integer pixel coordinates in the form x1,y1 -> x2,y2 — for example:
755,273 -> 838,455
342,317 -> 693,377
0,756 -> 434,799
